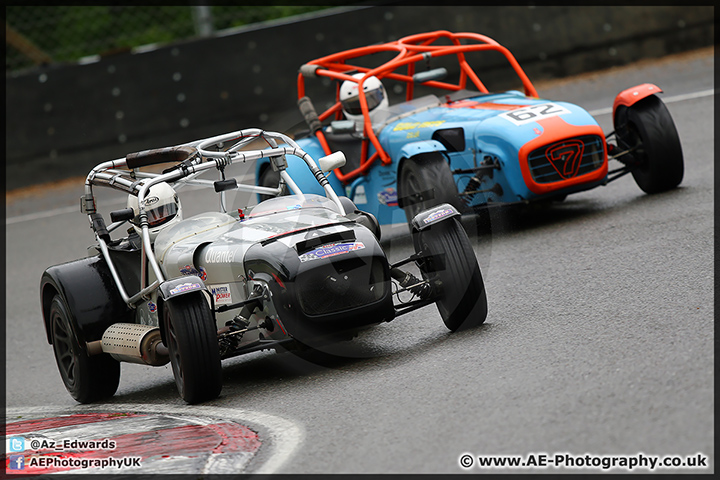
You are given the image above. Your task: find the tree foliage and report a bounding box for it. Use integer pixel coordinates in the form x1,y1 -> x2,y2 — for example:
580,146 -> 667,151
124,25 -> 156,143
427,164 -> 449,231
6,6 -> 336,72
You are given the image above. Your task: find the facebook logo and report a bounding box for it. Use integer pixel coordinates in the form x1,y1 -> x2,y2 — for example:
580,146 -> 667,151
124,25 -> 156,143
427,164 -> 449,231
8,455 -> 25,470
8,436 -> 25,452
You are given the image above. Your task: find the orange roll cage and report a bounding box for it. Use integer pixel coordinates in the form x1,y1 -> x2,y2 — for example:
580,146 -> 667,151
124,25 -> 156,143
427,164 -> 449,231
296,31 -> 539,183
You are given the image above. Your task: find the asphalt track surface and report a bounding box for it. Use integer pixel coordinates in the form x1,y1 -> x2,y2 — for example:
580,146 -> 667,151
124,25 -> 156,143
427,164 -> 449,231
5,47 -> 714,474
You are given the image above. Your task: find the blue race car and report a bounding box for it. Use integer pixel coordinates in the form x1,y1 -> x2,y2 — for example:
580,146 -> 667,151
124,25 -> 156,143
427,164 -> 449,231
257,30 -> 684,227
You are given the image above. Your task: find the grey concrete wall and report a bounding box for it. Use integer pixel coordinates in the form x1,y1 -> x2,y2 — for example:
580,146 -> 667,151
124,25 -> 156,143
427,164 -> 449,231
6,5 -> 714,188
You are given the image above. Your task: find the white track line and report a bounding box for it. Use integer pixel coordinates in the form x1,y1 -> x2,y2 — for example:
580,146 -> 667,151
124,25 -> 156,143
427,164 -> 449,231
6,88 -> 714,226
6,205 -> 81,225
5,404 -> 304,475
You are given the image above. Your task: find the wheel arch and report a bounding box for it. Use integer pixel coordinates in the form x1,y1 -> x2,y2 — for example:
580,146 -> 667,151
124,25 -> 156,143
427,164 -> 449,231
40,256 -> 132,348
612,83 -> 662,121
410,203 -> 462,232
396,144 -> 450,204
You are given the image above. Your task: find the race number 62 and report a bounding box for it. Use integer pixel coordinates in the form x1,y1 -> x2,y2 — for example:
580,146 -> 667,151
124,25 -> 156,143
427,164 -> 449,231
500,103 -> 570,125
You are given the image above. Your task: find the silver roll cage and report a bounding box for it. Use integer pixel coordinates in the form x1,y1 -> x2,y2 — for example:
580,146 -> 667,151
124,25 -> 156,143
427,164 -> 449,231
82,128 -> 346,307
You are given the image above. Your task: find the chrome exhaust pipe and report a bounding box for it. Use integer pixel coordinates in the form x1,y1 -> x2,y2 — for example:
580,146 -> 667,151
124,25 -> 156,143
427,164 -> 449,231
86,323 -> 169,366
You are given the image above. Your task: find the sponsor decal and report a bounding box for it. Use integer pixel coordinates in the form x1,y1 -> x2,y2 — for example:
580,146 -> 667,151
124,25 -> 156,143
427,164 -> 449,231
204,248 -> 236,264
209,284 -> 233,306
423,207 -> 455,224
392,120 -> 445,131
499,102 -> 571,126
377,187 -> 398,207
179,265 -> 207,281
143,196 -> 159,206
147,302 -> 157,313
169,282 -> 202,295
298,242 -> 366,262
285,204 -> 302,210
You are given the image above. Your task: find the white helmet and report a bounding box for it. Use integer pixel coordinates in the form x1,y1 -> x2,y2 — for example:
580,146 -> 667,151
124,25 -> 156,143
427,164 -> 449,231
127,181 -> 182,242
339,72 -> 389,123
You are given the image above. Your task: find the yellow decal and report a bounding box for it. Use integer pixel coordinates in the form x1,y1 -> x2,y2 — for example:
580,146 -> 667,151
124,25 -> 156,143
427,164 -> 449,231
394,122 -> 420,131
393,120 -> 445,131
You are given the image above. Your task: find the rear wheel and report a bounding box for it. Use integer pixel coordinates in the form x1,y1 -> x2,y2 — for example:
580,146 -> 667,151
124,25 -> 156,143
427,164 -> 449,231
414,219 -> 488,331
163,292 -> 222,404
50,294 -> 120,403
399,153 -> 463,226
615,95 -> 683,193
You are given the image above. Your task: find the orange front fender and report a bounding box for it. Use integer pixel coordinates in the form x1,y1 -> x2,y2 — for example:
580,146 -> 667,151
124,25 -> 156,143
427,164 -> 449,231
612,83 -> 663,119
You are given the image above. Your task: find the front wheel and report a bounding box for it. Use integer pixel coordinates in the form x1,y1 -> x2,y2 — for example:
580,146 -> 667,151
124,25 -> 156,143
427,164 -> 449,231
163,292 -> 222,404
399,153 -> 463,227
615,95 -> 684,194
414,219 -> 488,331
50,294 -> 120,403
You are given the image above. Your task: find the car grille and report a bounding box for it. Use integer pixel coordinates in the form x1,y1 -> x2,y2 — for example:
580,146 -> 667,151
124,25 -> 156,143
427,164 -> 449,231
527,135 -> 605,184
296,256 -> 387,316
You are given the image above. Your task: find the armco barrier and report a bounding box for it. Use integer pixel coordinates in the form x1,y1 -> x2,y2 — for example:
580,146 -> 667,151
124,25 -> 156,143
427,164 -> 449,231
5,5 -> 713,188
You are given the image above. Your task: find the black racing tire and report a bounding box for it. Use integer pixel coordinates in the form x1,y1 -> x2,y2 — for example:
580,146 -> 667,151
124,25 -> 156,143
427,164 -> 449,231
414,218 -> 488,332
399,153 -> 463,227
257,165 -> 286,202
50,294 -> 120,403
615,95 -> 683,194
163,292 -> 222,404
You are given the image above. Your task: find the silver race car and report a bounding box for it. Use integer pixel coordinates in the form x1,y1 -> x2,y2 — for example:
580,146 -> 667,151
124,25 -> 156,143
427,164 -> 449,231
40,129 -> 487,404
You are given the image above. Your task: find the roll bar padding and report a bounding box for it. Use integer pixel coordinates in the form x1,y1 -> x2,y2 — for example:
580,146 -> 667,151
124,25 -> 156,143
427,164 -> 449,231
126,146 -> 197,169
298,96 -> 322,133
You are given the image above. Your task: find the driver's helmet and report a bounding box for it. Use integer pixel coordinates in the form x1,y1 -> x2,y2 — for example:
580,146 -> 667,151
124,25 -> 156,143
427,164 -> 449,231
339,72 -> 389,124
126,181 -> 182,242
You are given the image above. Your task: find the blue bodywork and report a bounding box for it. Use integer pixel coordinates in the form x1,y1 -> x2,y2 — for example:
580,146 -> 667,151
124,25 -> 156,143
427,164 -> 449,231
257,90 -> 608,225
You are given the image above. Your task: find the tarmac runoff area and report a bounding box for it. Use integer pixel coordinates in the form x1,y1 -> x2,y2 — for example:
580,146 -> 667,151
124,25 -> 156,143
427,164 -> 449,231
5,404 -> 303,474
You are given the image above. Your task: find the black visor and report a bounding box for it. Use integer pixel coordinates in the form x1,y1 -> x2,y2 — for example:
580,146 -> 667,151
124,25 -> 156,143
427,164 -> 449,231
132,201 -> 177,227
342,88 -> 385,115
146,202 -> 177,227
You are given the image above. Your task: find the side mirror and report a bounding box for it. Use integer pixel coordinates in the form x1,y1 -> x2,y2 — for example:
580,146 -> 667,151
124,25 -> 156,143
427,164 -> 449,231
214,178 -> 238,192
413,67 -> 447,84
330,120 -> 356,134
319,151 -> 346,173
110,208 -> 135,223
